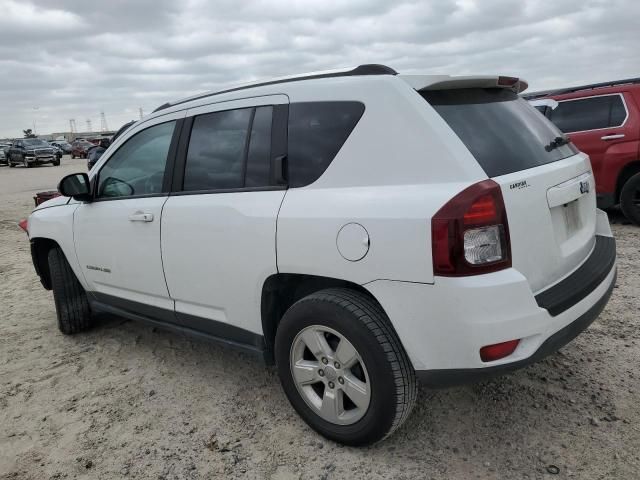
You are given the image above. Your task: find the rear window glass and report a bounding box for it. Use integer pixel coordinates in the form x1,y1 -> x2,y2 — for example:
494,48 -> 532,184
288,101 -> 364,187
551,95 -> 626,133
422,89 -> 577,178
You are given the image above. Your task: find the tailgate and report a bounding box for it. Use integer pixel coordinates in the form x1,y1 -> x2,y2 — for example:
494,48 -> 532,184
495,153 -> 596,292
420,85 -> 600,293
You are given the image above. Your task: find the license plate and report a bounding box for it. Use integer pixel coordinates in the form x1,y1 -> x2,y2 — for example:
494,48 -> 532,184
563,200 -> 581,232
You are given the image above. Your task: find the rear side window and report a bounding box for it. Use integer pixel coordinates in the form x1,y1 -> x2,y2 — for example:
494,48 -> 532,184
246,106 -> 273,188
550,95 -> 627,133
288,102 -> 365,187
183,106 -> 273,191
422,89 -> 577,178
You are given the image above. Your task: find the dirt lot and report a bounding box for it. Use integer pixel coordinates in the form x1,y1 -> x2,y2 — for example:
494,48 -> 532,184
0,157 -> 638,479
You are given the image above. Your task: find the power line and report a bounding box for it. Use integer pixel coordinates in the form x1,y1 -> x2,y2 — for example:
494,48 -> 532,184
100,112 -> 109,132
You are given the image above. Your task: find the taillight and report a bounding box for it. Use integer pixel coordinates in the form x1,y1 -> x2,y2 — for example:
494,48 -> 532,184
432,180 -> 511,276
18,218 -> 29,234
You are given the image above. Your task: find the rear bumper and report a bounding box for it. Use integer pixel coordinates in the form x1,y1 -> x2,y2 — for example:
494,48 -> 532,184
416,268 -> 615,387
365,226 -> 616,384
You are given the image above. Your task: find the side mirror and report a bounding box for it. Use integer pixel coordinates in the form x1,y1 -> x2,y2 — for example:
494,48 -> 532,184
58,173 -> 92,202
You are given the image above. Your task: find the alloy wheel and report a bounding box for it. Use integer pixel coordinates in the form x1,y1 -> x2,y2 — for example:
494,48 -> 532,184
289,325 -> 371,425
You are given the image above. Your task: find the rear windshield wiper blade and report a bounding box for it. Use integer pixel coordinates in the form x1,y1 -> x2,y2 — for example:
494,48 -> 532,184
545,136 -> 570,152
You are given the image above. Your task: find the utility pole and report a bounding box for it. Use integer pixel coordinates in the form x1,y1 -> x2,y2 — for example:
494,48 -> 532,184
139,107 -> 144,120
100,111 -> 109,132
86,119 -> 93,132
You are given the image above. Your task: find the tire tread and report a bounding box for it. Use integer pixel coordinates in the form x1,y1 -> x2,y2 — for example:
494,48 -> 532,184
48,248 -> 92,334
295,288 -> 417,441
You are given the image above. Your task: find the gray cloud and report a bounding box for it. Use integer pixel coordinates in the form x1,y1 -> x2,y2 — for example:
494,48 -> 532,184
0,0 -> 638,137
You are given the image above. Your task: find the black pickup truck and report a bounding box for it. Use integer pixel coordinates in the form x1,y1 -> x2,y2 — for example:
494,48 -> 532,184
7,138 -> 60,168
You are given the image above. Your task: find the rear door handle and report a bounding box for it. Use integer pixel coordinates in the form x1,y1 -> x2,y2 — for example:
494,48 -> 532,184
601,134 -> 625,141
128,212 -> 154,222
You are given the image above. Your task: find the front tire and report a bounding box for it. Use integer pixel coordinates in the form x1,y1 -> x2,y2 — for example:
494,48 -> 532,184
620,172 -> 640,226
275,288 -> 416,446
48,248 -> 93,334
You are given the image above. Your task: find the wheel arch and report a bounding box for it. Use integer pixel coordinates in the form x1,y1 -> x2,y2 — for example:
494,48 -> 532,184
260,273 -> 384,364
615,160 -> 640,202
30,237 -> 61,290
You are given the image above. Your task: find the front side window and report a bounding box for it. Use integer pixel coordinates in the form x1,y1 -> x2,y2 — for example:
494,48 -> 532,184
97,121 -> 175,199
551,95 -> 627,133
287,102 -> 365,187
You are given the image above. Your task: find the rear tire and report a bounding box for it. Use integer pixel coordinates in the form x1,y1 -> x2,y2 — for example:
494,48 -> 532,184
620,172 -> 640,226
48,248 -> 93,334
275,288 -> 417,446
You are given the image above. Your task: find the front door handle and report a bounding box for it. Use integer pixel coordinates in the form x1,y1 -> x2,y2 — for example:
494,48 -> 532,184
601,134 -> 625,141
129,212 -> 154,222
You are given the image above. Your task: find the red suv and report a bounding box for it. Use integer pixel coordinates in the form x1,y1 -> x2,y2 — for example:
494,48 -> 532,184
526,78 -> 640,224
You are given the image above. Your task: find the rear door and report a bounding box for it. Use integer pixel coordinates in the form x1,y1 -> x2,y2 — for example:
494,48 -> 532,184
423,88 -> 598,292
161,95 -> 288,341
548,93 -> 635,194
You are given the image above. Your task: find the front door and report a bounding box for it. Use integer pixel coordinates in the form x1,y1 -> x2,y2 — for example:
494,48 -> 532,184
161,95 -> 288,342
74,116 -> 183,313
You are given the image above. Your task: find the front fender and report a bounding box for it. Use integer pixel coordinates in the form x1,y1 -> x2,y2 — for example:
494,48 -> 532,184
28,203 -> 87,291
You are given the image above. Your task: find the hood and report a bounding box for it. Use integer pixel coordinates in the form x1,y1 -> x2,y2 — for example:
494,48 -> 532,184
33,195 -> 70,211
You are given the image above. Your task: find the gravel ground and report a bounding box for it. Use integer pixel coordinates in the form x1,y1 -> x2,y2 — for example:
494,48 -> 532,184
0,157 -> 638,479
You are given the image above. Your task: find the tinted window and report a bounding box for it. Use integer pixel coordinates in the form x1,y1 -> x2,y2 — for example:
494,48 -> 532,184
288,102 -> 365,187
551,95 -> 626,133
245,106 -> 273,188
423,89 -> 577,177
184,108 -> 252,191
97,121 -> 175,199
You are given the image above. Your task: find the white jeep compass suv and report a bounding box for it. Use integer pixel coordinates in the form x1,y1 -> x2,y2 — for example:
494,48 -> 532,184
25,65 -> 616,445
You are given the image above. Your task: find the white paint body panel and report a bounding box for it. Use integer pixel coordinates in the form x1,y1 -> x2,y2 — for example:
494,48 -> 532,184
73,197 -> 172,309
161,190 -> 285,334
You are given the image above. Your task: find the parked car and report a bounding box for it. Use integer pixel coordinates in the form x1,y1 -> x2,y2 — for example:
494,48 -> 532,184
0,145 -> 8,165
87,138 -> 111,170
7,138 -> 59,167
24,65 -> 616,446
0,143 -> 11,164
70,139 -> 93,159
525,77 -> 640,224
50,140 -> 72,154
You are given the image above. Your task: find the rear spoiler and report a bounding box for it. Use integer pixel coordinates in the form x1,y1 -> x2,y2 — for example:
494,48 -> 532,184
400,75 -> 529,94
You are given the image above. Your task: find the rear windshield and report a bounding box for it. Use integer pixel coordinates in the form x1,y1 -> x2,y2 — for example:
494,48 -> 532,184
422,89 -> 577,177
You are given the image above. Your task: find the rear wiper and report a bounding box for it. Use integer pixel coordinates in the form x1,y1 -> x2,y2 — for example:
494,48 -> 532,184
545,135 -> 570,152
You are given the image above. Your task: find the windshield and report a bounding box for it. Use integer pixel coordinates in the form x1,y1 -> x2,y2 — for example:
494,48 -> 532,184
23,139 -> 50,147
422,88 -> 578,177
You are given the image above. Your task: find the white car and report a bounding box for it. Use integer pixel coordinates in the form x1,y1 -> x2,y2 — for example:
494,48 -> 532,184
25,65 -> 616,445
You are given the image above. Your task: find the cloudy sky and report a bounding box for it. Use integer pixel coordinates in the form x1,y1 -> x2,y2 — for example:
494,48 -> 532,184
0,0 -> 638,138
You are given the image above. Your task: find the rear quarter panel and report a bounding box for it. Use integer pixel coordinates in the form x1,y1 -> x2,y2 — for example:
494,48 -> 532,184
277,77 -> 488,285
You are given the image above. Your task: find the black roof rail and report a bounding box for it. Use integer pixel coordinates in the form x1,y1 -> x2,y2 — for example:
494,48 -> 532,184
523,77 -> 640,99
152,64 -> 397,113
